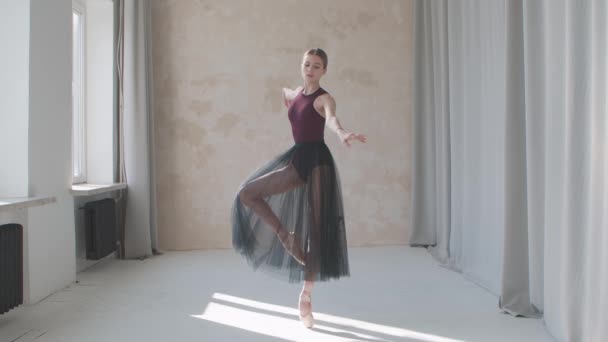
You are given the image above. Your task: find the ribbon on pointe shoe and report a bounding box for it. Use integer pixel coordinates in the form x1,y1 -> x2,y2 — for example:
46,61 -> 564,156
278,231 -> 306,266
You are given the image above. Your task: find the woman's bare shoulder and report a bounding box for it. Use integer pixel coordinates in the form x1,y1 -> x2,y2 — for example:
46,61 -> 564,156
283,86 -> 303,100
314,93 -> 336,117
316,92 -> 335,105
282,86 -> 303,108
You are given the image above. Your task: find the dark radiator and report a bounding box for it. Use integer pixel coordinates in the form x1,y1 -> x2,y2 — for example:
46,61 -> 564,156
83,198 -> 117,260
0,224 -> 23,315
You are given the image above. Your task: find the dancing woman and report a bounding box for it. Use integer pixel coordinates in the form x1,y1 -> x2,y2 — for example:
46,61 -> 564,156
231,48 -> 367,328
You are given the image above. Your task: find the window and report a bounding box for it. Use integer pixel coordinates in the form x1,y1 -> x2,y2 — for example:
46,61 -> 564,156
72,2 -> 86,184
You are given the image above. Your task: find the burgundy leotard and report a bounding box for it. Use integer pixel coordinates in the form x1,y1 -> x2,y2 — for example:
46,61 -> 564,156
288,87 -> 327,143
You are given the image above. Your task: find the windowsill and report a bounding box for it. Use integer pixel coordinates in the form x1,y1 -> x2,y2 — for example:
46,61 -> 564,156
0,196 -> 57,212
70,183 -> 127,197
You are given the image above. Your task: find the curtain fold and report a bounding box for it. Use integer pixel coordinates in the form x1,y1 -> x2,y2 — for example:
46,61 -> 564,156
114,0 -> 157,259
114,0 -> 127,259
410,0 -> 452,266
411,0 -> 608,340
500,0 -> 541,318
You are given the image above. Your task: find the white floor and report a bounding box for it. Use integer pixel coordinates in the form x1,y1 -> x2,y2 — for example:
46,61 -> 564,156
0,246 -> 554,342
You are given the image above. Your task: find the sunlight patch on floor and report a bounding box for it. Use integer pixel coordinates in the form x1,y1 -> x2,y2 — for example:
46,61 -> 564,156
190,293 -> 467,342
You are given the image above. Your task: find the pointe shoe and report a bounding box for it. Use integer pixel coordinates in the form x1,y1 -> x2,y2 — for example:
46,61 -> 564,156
278,231 -> 306,266
299,291 -> 314,328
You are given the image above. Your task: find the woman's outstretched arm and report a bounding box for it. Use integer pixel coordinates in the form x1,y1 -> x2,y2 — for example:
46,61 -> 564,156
318,94 -> 367,147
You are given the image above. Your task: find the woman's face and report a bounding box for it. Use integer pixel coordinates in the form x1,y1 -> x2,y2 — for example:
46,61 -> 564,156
301,54 -> 326,83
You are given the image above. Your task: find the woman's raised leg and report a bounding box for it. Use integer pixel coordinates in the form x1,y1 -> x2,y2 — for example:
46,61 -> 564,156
238,164 -> 306,264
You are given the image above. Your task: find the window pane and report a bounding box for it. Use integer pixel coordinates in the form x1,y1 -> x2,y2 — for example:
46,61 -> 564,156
72,8 -> 85,182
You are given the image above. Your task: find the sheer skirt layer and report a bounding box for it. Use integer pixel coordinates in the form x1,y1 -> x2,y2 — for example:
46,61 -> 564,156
231,141 -> 349,283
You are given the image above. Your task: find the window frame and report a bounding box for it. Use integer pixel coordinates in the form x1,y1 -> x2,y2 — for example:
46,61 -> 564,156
72,0 -> 87,184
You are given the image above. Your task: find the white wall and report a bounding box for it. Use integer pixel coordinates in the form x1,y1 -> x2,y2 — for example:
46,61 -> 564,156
0,0 -> 30,197
27,0 -> 76,303
85,0 -> 114,184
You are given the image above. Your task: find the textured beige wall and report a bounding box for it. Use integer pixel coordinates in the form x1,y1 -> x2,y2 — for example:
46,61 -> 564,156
151,0 -> 413,250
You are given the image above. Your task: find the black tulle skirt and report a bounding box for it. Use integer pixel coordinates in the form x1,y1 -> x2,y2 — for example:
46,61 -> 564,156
231,141 -> 349,283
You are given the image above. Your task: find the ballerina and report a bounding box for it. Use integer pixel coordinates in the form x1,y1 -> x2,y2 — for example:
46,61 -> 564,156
231,48 -> 367,328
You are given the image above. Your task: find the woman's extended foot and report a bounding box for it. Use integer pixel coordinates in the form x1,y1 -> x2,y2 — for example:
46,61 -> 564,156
277,230 -> 306,266
299,289 -> 314,328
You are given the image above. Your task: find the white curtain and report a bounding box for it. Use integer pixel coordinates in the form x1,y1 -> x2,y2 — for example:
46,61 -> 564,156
411,0 -> 507,294
410,1 -> 608,341
116,0 -> 157,259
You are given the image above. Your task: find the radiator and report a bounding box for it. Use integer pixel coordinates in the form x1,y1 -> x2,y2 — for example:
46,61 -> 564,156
0,224 -> 23,315
83,198 -> 117,260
